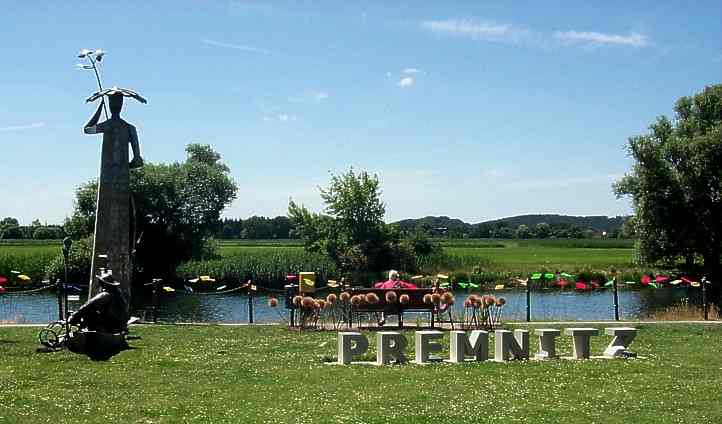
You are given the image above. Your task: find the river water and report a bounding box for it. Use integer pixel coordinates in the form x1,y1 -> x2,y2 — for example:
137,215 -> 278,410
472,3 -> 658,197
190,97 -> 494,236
0,287 -> 702,324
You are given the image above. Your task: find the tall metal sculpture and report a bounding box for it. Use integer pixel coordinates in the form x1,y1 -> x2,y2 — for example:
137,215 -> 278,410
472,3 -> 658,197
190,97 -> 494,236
77,49 -> 146,304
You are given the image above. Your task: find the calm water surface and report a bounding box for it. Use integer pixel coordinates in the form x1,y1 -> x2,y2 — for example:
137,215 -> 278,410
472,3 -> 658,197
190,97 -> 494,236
0,287 -> 702,324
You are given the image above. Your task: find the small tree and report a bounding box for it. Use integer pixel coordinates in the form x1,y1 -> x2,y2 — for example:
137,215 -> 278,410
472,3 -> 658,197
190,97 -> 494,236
289,168 -> 421,278
515,224 -> 531,239
615,84 -> 722,299
535,222 -> 551,239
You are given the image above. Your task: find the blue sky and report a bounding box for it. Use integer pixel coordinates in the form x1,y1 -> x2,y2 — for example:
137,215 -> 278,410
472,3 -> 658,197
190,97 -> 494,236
1,1 -> 720,225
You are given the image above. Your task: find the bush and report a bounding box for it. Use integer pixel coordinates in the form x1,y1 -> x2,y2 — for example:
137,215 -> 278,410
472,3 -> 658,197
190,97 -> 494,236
45,237 -> 92,285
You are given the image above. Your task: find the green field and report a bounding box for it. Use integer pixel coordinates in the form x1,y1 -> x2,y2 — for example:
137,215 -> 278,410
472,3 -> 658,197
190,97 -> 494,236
0,244 -> 60,285
0,238 -> 648,286
1,324 -> 720,423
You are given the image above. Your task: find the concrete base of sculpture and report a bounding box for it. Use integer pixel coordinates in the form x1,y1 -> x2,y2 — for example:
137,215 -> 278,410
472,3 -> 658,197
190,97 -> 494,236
67,330 -> 129,360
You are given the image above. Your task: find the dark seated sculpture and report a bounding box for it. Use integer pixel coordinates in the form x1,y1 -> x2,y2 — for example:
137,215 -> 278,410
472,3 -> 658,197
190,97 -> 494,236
66,273 -> 130,359
68,273 -> 129,334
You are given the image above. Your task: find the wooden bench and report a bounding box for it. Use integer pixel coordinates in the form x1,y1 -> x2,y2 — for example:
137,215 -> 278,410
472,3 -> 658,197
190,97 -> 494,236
348,288 -> 441,328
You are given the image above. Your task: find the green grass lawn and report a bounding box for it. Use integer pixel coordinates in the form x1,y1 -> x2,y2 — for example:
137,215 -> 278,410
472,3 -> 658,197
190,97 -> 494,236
1,324 -> 720,423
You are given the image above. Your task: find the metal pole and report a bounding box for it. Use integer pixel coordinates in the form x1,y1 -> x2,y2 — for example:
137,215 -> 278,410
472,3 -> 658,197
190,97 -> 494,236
248,292 -> 254,324
702,277 -> 708,321
61,237 -> 72,320
152,278 -> 160,323
56,279 -> 64,321
613,278 -> 620,321
526,282 -> 531,322
87,55 -> 109,119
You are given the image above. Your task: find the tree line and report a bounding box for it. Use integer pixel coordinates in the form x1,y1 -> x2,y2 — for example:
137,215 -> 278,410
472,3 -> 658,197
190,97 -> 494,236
216,216 -> 295,240
0,217 -> 65,240
0,214 -> 634,242
392,215 -> 632,239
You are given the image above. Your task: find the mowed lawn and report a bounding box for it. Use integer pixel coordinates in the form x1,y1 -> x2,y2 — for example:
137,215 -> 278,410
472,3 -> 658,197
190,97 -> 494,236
1,324 -> 720,423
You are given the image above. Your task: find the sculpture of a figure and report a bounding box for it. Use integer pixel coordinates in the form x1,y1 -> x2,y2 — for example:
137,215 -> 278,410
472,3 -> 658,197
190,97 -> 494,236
84,89 -> 145,301
85,93 -> 143,168
68,273 -> 130,334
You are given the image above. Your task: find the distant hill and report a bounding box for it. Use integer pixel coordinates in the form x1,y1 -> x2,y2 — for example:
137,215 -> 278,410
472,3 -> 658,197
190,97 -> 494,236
481,215 -> 626,233
392,214 -> 628,237
393,216 -> 471,235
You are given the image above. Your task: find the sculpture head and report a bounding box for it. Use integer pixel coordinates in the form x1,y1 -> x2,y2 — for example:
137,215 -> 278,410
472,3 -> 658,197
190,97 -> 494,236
109,93 -> 123,117
97,273 -> 121,292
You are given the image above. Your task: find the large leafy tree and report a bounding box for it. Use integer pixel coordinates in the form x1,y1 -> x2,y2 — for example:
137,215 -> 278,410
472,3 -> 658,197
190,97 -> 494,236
0,217 -> 19,228
614,84 -> 722,298
63,143 -> 237,282
289,169 -> 415,277
0,217 -> 21,239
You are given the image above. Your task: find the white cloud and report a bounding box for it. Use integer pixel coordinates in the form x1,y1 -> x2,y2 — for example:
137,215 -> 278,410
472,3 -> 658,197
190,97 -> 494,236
420,19 -> 535,45
420,19 -> 651,49
391,67 -> 422,87
202,38 -> 273,55
261,114 -> 297,123
288,91 -> 329,103
398,76 -> 414,87
0,122 -> 45,131
554,30 -> 648,47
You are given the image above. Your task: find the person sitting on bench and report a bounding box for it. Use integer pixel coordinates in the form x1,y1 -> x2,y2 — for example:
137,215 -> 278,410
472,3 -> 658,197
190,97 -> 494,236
374,270 -> 417,289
